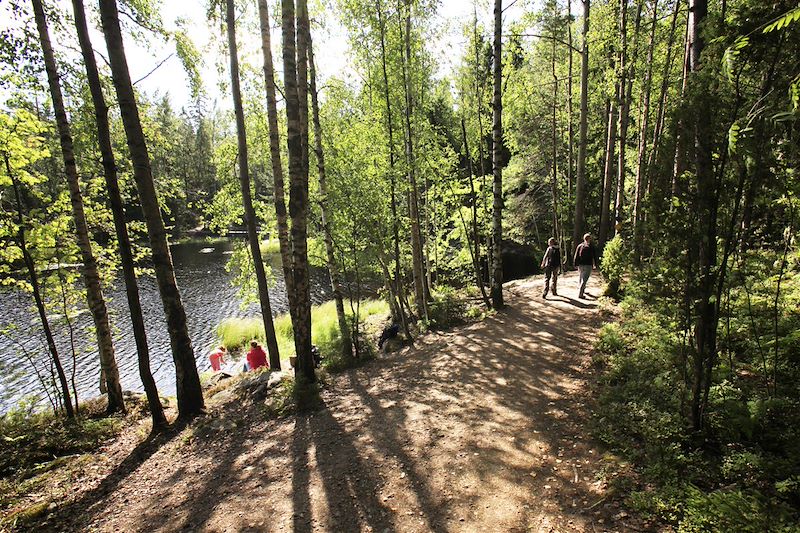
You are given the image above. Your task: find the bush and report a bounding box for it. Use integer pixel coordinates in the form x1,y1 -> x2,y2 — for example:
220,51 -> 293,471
679,486 -> 798,533
425,286 -> 468,330
0,401 -> 121,480
594,275 -> 800,529
600,235 -> 628,298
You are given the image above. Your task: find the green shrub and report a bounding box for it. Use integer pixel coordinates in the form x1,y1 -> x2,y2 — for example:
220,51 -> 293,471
0,402 -> 121,479
679,486 -> 798,533
425,286 -> 468,330
596,323 -> 626,357
600,235 -> 628,298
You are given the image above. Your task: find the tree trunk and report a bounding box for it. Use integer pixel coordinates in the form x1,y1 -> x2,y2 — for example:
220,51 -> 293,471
461,117 -> 491,307
98,0 -> 204,417
614,0 -> 641,238
225,0 -> 281,370
566,0 -> 575,209
258,0 -> 294,296
8,163 -> 74,418
573,0 -> 590,261
281,0 -> 315,383
672,11 -> 691,197
32,0 -> 125,414
398,0 -> 428,321
551,31 -> 562,250
688,0 -> 716,431
491,0 -> 504,309
71,0 -> 165,427
377,0 -> 412,340
599,89 -> 617,248
474,4 -> 492,294
646,0 -> 681,202
307,31 -> 352,359
633,0 -> 659,260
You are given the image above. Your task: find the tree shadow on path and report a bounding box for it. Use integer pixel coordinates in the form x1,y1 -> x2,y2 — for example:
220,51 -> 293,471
41,419 -> 189,532
293,401 -> 399,532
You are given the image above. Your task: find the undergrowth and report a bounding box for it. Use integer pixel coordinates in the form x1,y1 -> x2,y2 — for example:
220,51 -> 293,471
592,249 -> 800,531
0,399 -> 122,482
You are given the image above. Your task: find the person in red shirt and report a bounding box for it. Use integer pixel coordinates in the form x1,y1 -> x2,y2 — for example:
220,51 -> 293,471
209,345 -> 227,371
246,340 -> 268,371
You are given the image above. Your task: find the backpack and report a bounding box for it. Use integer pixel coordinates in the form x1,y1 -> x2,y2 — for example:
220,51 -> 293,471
549,247 -> 561,268
577,243 -> 592,263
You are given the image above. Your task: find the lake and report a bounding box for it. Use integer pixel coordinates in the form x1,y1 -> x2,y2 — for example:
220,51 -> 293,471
0,239 -> 331,412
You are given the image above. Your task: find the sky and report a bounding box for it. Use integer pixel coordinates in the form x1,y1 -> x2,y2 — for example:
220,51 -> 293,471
113,0 -> 533,112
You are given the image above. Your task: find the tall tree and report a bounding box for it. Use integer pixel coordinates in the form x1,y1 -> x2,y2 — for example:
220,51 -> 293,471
257,0 -> 293,297
376,0 -> 412,338
672,13 -> 691,197
687,0 -> 716,431
599,83 -> 617,247
98,0 -> 205,417
461,116 -> 491,307
225,0 -> 281,370
491,0 -> 504,309
645,0 -> 681,201
71,0 -> 165,427
632,0 -> 659,260
613,0 -> 630,238
31,0 -> 125,414
398,0 -> 428,321
572,0 -> 590,257
2,117 -> 74,418
566,0 -> 575,205
281,0 -> 315,383
306,29 -> 352,359
550,15 -> 562,254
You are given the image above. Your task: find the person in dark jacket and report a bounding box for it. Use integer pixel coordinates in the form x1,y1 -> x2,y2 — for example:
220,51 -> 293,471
540,237 -> 561,298
573,233 -> 598,299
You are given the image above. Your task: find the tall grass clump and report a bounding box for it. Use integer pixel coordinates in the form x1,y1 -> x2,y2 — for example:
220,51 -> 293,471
215,317 -> 265,352
215,298 -> 391,367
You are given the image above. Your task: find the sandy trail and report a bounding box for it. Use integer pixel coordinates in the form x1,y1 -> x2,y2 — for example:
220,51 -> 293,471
45,272 -> 644,533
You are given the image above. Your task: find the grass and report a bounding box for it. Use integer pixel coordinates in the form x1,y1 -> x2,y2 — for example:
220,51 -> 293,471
259,239 -> 282,255
216,317 -> 265,352
0,401 -> 123,482
0,396 -> 156,530
214,298 -> 391,367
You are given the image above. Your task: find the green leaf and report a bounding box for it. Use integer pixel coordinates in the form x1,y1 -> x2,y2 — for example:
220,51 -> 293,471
728,122 -> 740,154
763,7 -> 800,33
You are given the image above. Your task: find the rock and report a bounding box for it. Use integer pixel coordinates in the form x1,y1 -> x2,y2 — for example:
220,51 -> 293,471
205,372 -> 233,388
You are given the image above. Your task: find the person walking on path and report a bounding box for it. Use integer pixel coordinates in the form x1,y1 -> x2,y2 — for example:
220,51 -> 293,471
573,233 -> 598,299
540,237 -> 561,298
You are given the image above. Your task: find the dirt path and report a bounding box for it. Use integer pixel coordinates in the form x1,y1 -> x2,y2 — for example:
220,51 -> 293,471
43,272 -> 648,533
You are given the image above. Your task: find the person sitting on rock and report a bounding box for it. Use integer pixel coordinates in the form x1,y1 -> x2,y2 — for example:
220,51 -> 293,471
209,345 -> 227,372
246,340 -> 268,371
378,323 -> 400,349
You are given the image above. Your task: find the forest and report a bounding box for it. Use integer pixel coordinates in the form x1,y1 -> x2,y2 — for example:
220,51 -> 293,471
0,0 -> 799,531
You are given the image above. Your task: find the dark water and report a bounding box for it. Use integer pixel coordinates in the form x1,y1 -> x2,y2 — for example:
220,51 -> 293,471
0,239 -> 331,413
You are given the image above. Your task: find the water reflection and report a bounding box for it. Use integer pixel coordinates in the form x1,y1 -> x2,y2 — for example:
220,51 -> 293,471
0,239 -> 331,412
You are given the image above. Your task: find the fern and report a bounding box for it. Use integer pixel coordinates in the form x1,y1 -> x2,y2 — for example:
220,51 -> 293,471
763,7 -> 800,34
